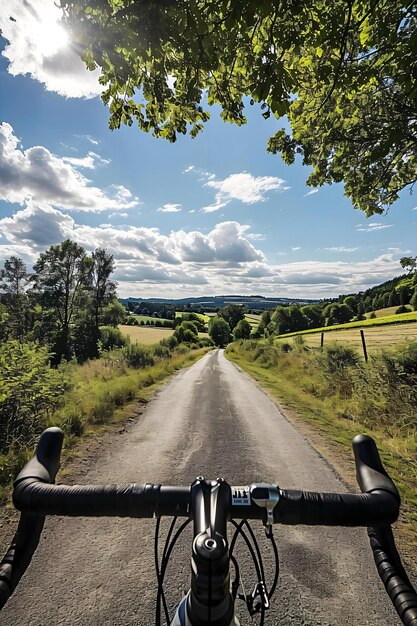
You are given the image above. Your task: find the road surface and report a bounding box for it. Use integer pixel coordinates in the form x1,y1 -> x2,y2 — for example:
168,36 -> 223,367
0,349 -> 401,625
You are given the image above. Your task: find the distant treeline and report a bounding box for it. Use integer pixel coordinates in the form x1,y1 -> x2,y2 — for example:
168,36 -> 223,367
254,261 -> 417,337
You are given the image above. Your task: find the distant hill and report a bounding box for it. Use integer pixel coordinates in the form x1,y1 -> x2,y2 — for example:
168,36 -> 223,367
119,294 -> 319,311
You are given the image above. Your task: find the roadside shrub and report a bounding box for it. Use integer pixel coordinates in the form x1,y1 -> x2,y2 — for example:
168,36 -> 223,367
123,343 -> 154,368
153,345 -> 171,358
160,335 -> 178,350
320,343 -> 359,374
99,326 -> 127,350
140,320 -> 145,326
0,341 -> 71,452
198,337 -> 214,347
155,320 -> 162,327
125,317 -> 139,326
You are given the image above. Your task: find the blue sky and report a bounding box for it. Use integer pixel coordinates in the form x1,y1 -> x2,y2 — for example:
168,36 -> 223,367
0,1 -> 415,299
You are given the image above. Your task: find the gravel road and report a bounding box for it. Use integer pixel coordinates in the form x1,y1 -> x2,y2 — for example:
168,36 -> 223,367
0,349 -> 403,625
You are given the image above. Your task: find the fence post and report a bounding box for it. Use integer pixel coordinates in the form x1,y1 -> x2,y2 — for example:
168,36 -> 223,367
320,332 -> 324,349
360,329 -> 368,362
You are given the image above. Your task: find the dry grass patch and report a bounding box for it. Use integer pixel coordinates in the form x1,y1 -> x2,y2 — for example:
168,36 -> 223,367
119,325 -> 174,344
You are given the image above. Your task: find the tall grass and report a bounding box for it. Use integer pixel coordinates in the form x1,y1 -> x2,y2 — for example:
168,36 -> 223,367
226,338 -> 417,542
0,342 -> 210,504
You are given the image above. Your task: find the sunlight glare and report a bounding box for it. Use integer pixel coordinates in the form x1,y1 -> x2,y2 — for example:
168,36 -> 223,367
32,18 -> 69,57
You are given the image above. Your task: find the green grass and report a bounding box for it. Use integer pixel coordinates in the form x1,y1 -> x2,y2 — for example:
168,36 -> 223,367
365,305 -> 412,318
0,345 -> 210,505
226,340 -> 417,552
130,314 -> 171,323
176,311 -> 211,322
278,310 -> 417,339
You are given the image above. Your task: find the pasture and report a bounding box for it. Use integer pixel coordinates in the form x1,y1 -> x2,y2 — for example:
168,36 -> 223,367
276,322 -> 417,353
119,324 -> 174,344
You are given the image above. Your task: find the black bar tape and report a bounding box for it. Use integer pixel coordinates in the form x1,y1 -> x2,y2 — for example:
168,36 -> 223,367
368,527 -> 417,626
15,428 -> 64,485
275,490 -> 399,526
352,434 -> 400,500
0,514 -> 45,610
14,480 -> 149,517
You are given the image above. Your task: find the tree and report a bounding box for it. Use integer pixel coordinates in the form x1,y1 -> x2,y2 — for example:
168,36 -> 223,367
91,248 -> 117,333
400,256 -> 417,274
218,305 -> 245,331
324,303 -> 353,325
208,316 -> 231,347
61,0 -> 417,215
174,320 -> 199,343
0,257 -> 31,339
31,240 -> 91,362
101,299 -> 126,327
233,319 -> 251,340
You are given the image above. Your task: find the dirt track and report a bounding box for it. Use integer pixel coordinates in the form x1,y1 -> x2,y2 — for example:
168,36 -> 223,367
0,349 -> 403,625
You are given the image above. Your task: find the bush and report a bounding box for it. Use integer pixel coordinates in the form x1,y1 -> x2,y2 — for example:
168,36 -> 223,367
174,321 -> 199,343
395,305 -> 411,314
160,335 -> 178,350
0,341 -> 71,452
99,326 -> 127,350
369,312 -> 377,319
155,319 -> 162,327
140,320 -> 145,326
320,343 -> 359,374
123,343 -> 155,368
153,345 -> 171,358
281,342 -> 293,353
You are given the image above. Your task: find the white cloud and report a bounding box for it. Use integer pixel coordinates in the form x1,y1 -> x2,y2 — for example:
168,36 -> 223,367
0,0 -> 102,98
157,203 -> 182,213
0,205 -> 405,299
62,152 -> 110,169
324,246 -> 359,252
304,188 -> 319,197
292,246 -> 301,251
183,165 -> 195,173
205,172 -> 289,207
356,222 -> 393,232
0,123 -> 139,212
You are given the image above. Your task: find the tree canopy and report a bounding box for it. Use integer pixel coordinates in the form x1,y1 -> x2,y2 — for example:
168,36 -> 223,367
61,0 -> 417,215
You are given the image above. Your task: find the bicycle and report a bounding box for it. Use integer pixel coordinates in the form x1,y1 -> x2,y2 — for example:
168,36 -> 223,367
0,427 -> 416,625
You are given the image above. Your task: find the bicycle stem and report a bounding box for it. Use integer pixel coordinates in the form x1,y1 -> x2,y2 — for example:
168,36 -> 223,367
187,478 -> 235,626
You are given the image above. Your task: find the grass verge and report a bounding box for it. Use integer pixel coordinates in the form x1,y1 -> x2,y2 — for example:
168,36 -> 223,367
226,339 -> 417,557
0,346 -> 210,507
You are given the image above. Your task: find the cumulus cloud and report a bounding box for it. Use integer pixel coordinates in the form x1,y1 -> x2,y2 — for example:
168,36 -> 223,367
356,222 -> 393,232
0,0 -> 102,98
0,205 -> 404,298
157,204 -> 182,213
203,172 -> 289,212
0,123 -> 139,212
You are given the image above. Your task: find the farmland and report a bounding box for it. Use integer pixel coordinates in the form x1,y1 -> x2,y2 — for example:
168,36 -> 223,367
119,324 -> 174,344
276,322 -> 417,353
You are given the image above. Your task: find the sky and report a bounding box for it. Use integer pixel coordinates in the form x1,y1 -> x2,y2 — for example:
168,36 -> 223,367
0,1 -> 415,300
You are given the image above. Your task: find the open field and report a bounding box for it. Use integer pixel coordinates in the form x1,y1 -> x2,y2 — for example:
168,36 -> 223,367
279,309 -> 417,339
176,311 -> 210,322
245,313 -> 261,327
130,314 -> 172,323
119,324 -> 174,344
276,322 -> 417,353
366,305 -> 413,318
